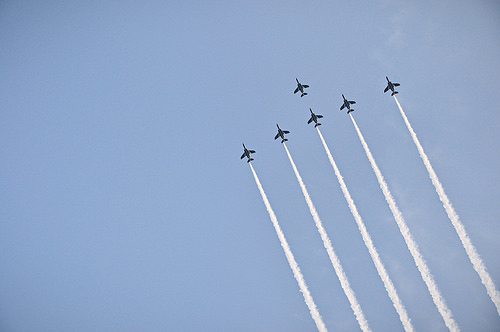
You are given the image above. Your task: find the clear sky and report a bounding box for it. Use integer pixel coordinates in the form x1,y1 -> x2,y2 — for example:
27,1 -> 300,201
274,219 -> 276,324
1,1 -> 499,331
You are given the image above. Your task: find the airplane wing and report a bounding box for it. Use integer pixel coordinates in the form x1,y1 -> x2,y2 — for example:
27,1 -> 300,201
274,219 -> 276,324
307,117 -> 313,124
317,115 -> 323,118
294,87 -> 299,94
340,104 -> 345,110
249,150 -> 255,154
283,130 -> 290,134
394,83 -> 400,86
350,101 -> 356,104
274,133 -> 280,140
241,153 -> 245,159
384,86 -> 389,93
302,85 -> 309,88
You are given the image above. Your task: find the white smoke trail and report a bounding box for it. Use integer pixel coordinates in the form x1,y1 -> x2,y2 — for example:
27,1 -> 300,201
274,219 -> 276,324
282,143 -> 371,332
316,128 -> 414,332
394,96 -> 500,316
348,117 -> 460,332
249,163 -> 327,332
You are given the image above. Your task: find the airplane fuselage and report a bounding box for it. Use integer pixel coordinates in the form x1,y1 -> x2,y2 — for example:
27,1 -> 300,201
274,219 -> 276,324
241,144 -> 255,162
384,76 -> 400,96
277,126 -> 285,140
275,124 -> 289,143
340,94 -> 356,113
307,108 -> 323,127
296,82 -> 304,94
294,78 -> 309,97
386,79 -> 395,91
343,97 -> 351,110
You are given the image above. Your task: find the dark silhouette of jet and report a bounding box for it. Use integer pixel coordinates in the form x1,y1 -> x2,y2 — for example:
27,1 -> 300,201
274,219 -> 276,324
340,94 -> 356,114
274,124 -> 290,143
240,144 -> 255,163
307,108 -> 323,127
384,76 -> 400,96
294,78 -> 309,97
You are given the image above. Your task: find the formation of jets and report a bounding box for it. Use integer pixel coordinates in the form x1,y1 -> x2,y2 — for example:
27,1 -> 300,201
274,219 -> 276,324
241,77 -> 400,162
274,124 -> 290,143
307,108 -> 323,127
294,78 -> 309,97
340,94 -> 356,114
240,144 -> 255,163
384,76 -> 400,96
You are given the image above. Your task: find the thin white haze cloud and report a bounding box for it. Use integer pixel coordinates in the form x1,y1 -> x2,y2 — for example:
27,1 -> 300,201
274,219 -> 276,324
249,163 -> 328,332
394,96 -> 500,317
349,116 -> 460,332
316,127 -> 414,332
283,143 -> 371,332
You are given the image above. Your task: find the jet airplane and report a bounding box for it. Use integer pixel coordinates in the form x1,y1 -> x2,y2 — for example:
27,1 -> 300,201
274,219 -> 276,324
384,76 -> 400,96
274,124 -> 290,143
240,144 -> 255,163
294,78 -> 309,97
307,108 -> 323,127
340,94 -> 356,114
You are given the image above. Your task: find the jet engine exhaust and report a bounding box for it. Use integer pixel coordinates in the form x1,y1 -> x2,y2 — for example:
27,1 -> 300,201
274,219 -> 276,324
283,143 -> 371,332
349,116 -> 459,332
394,96 -> 500,317
249,163 -> 327,332
316,127 -> 414,332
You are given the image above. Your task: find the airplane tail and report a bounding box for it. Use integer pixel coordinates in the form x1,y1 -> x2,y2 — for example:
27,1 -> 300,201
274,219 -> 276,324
391,91 -> 399,96
314,123 -> 321,128
301,92 -> 308,97
281,139 -> 288,143
247,158 -> 254,163
347,109 -> 354,114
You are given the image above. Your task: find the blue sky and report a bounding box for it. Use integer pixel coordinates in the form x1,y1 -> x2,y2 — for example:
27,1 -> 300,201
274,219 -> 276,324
1,1 -> 499,331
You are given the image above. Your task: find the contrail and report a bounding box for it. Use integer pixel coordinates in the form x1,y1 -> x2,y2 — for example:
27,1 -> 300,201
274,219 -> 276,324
283,143 -> 371,332
316,127 -> 414,332
394,95 -> 500,316
349,116 -> 460,332
249,163 -> 327,332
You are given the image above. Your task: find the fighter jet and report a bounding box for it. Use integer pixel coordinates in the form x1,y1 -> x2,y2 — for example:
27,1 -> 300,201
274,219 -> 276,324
340,94 -> 356,114
294,78 -> 309,97
240,144 -> 255,163
307,108 -> 323,127
274,124 -> 290,143
384,76 -> 400,96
